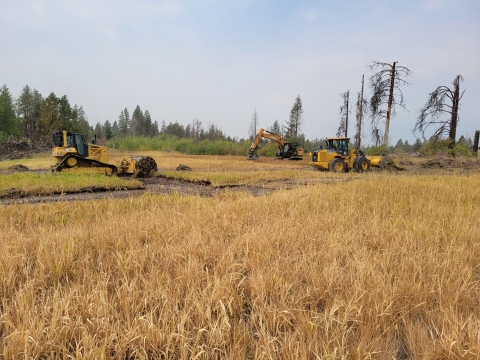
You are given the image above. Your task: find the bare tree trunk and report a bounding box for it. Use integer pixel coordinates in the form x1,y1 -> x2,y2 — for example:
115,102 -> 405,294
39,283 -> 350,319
448,75 -> 461,149
383,61 -> 397,145
356,75 -> 364,150
345,90 -> 349,137
474,130 -> 480,157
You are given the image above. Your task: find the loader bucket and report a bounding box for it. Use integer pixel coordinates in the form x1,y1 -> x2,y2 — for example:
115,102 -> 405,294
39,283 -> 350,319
367,156 -> 384,168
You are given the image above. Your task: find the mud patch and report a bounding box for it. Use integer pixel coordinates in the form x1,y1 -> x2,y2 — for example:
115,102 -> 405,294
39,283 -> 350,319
8,164 -> 29,171
154,174 -> 211,186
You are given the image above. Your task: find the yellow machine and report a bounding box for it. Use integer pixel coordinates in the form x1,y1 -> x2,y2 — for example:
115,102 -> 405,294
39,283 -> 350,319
51,130 -> 158,177
309,137 -> 383,172
247,128 -> 304,160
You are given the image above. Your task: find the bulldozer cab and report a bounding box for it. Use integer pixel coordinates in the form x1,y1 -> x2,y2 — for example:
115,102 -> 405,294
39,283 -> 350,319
52,131 -> 89,157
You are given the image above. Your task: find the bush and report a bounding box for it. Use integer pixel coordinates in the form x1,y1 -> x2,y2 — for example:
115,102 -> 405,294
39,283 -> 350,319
365,145 -> 390,156
418,138 -> 476,158
107,136 -> 249,156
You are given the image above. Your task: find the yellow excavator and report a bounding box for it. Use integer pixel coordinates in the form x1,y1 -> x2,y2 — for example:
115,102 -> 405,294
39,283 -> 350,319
309,137 -> 384,172
247,128 -> 304,160
51,130 -> 158,177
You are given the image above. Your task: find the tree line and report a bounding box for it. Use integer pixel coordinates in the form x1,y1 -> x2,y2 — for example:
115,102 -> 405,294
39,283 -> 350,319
0,85 -> 91,141
1,75 -> 474,157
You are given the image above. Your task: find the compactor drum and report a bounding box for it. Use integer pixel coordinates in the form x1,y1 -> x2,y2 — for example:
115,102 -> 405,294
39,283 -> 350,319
309,137 -> 383,172
51,131 -> 158,177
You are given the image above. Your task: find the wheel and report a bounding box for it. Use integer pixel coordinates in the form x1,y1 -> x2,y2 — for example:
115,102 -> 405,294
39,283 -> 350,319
356,157 -> 370,172
329,158 -> 346,173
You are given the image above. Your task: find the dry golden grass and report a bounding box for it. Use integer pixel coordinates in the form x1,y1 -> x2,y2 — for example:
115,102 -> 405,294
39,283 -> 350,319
0,152 -> 53,170
1,172 -> 479,359
0,172 -> 143,197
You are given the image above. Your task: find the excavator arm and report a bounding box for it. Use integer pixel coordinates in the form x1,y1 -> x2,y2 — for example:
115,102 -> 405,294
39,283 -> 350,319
247,128 -> 286,160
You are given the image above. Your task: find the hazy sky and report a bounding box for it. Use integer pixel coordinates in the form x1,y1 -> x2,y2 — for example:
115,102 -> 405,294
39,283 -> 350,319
2,0 -> 479,144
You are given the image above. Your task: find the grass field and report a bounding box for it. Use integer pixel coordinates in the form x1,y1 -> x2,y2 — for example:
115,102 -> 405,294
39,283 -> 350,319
0,153 -> 479,359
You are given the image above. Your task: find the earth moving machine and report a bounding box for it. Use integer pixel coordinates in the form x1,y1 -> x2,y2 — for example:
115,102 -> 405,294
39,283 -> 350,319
309,137 -> 384,172
51,130 -> 158,177
247,128 -> 304,160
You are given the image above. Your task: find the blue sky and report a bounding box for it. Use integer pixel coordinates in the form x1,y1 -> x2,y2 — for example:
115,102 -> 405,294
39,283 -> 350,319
1,0 -> 479,144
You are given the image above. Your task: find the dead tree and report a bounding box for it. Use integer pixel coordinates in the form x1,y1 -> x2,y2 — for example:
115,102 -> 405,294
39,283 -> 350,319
474,130 -> 479,157
369,61 -> 411,146
336,90 -> 350,137
354,75 -> 368,150
414,75 -> 465,149
249,109 -> 260,139
337,91 -> 350,137
372,128 -> 382,147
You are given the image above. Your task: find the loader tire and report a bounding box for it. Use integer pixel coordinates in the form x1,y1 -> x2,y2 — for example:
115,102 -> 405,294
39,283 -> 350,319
329,158 -> 346,173
356,157 -> 370,172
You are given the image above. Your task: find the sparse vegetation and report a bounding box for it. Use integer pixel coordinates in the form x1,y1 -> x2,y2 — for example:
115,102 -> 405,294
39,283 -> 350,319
0,154 -> 479,358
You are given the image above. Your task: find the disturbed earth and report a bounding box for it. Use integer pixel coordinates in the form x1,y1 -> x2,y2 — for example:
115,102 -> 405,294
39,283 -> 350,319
1,156 -> 479,205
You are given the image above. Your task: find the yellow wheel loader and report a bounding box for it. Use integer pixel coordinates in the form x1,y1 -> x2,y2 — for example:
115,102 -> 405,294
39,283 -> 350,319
309,137 -> 383,172
51,130 -> 158,177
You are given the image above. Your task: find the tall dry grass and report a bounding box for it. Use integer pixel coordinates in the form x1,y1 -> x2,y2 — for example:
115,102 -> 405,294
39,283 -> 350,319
0,174 -> 479,359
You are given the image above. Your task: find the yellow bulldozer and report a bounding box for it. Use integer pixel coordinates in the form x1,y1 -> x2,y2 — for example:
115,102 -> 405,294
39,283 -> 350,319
51,130 -> 158,177
309,137 -> 383,172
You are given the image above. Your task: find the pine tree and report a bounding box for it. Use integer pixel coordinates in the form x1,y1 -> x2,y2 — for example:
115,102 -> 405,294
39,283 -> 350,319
94,122 -> 103,139
118,108 -> 130,136
394,139 -> 404,151
160,120 -> 166,134
112,121 -> 119,138
77,106 -> 90,136
286,95 -> 303,138
104,120 -> 113,140
152,120 -> 159,136
413,138 -> 422,152
17,85 -> 43,138
0,85 -> 18,137
144,110 -> 152,137
38,93 -> 61,137
270,120 -> 280,134
58,95 -> 73,130
130,105 -> 144,137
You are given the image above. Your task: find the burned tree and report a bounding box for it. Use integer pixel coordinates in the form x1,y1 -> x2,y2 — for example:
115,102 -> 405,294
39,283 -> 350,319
474,130 -> 479,157
354,75 -> 368,150
369,61 -> 411,145
249,109 -> 260,140
336,90 -> 350,137
414,75 -> 465,149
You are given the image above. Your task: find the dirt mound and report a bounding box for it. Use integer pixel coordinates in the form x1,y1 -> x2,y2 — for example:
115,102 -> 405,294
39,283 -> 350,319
176,164 -> 193,171
8,164 -> 29,171
420,158 -> 480,170
382,155 -> 405,171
